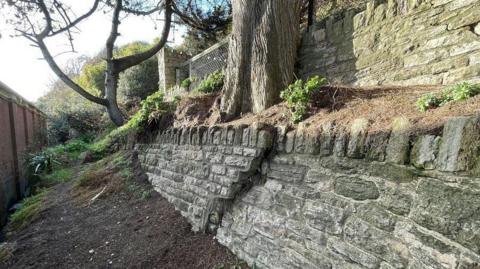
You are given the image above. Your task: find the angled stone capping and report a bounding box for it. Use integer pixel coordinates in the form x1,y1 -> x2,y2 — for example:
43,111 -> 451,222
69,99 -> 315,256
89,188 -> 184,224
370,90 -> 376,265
276,115 -> 480,174
136,123 -> 274,232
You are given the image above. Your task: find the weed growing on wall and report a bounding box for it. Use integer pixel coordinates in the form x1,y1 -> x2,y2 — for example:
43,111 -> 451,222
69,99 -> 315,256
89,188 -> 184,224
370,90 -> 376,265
194,71 -> 225,94
280,75 -> 328,123
417,82 -> 480,112
90,90 -> 175,157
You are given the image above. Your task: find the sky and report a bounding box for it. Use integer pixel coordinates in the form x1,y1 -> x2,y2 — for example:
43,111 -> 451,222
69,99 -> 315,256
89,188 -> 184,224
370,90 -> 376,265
0,1 -> 184,102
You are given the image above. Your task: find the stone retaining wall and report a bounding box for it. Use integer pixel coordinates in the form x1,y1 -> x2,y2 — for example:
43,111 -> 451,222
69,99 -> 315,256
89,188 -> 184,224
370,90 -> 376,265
138,116 -> 480,268
299,0 -> 480,86
136,125 -> 273,232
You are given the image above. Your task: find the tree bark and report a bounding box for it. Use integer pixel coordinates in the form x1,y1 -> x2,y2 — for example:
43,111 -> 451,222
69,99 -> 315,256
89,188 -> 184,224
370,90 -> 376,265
220,0 -> 301,119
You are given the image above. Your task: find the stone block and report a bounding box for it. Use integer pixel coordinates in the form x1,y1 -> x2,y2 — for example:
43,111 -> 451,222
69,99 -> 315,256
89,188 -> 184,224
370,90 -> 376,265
320,121 -> 335,156
386,117 -> 411,164
436,116 -> 480,172
305,169 -> 334,192
411,135 -> 439,169
347,118 -> 369,158
334,132 -> 348,157
242,127 -> 250,147
380,186 -> 413,216
257,130 -> 273,149
411,179 -> 480,253
334,176 -> 379,201
224,156 -> 251,169
344,217 -> 410,268
356,203 -> 397,232
327,238 -> 381,269
285,131 -> 296,153
364,131 -> 390,161
294,130 -> 306,153
304,200 -> 345,235
226,127 -> 235,145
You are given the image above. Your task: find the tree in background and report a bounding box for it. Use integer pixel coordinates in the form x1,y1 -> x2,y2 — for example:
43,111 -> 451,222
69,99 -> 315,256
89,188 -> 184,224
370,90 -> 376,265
175,2 -> 231,55
3,0 -> 231,127
37,41 -> 161,144
220,0 -> 302,119
3,0 -> 174,126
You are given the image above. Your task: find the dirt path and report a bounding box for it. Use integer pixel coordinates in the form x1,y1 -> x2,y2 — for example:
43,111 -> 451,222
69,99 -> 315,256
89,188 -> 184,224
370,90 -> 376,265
1,180 -> 242,269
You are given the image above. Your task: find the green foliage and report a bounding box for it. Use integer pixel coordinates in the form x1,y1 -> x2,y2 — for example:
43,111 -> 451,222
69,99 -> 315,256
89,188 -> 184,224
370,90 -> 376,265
417,82 -> 480,112
40,168 -> 74,186
90,90 -> 173,157
38,41 -> 159,144
194,71 -> 225,94
75,61 -> 106,97
26,150 -> 58,175
25,139 -> 90,191
36,85 -> 106,144
180,78 -> 192,89
280,75 -> 328,123
76,41 -> 155,99
9,189 -> 49,231
118,56 -> 159,102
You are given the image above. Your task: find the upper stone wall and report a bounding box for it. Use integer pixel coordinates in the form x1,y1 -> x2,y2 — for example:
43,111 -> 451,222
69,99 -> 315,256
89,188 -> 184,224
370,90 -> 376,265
298,0 -> 480,86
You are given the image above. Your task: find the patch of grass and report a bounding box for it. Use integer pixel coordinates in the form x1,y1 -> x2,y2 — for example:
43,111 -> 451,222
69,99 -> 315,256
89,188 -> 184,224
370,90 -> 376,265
40,168 -> 74,186
9,189 -> 49,231
74,151 -> 154,204
417,82 -> 480,112
280,75 -> 328,123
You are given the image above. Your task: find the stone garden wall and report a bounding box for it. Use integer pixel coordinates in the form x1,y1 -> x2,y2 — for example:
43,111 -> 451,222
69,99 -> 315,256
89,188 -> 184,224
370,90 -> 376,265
299,0 -> 480,86
138,115 -> 480,269
136,124 -> 273,232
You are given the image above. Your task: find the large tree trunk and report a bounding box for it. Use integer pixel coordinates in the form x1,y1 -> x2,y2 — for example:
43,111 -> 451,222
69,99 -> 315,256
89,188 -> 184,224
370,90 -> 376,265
220,0 -> 301,119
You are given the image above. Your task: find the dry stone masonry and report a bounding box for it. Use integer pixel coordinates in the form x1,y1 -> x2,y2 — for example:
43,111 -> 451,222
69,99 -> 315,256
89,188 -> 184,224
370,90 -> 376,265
299,0 -> 480,86
136,125 -> 273,232
138,116 -> 480,269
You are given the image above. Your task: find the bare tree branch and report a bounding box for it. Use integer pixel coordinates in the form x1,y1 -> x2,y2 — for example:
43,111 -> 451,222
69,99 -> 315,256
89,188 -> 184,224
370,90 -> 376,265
115,0 -> 172,71
37,39 -> 108,106
49,0 -> 100,37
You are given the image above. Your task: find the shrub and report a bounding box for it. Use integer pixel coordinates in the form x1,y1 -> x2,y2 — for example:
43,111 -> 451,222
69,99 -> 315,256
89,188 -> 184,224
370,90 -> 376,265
194,71 -> 224,94
280,75 -> 328,123
417,82 -> 480,112
118,57 -> 159,102
180,78 -> 192,89
90,90 -> 174,157
26,150 -> 58,175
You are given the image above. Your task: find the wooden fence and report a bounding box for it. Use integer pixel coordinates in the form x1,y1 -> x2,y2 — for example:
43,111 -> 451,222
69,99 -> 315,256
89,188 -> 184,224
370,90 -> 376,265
0,81 -> 46,226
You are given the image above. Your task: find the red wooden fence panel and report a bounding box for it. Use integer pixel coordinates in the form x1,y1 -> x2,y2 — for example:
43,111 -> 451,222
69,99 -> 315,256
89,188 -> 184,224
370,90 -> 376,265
0,81 -> 46,226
